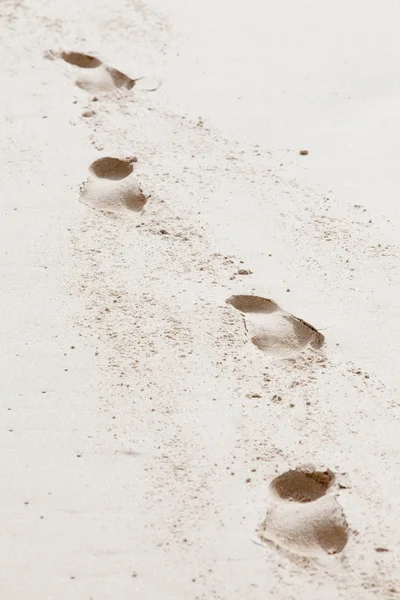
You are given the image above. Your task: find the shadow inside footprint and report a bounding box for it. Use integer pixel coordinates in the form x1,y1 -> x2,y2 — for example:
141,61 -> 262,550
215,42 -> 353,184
290,316 -> 325,350
60,51 -> 102,68
90,157 -> 134,181
226,295 -> 279,314
108,67 -> 135,90
226,294 -> 324,357
270,469 -> 334,503
315,522 -> 349,555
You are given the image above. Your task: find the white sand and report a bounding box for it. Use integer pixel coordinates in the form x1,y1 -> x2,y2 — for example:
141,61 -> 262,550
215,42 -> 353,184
1,0 -> 399,598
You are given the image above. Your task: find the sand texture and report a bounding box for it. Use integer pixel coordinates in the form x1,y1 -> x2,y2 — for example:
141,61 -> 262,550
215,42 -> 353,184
1,0 -> 400,598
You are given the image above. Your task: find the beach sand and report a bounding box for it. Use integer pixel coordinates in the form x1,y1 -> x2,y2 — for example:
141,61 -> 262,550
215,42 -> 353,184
1,1 -> 399,598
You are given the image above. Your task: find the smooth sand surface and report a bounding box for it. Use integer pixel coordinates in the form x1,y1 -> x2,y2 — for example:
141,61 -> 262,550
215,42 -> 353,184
1,1 -> 400,598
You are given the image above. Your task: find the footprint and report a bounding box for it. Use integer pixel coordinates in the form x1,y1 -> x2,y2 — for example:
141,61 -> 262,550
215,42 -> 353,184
259,467 -> 349,557
59,51 -> 134,93
226,295 -> 324,357
58,51 -> 160,94
79,157 -> 148,215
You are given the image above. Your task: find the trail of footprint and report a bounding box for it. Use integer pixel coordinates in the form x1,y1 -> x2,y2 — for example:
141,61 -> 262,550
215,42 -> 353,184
79,157 -> 148,215
58,51 -> 160,94
226,295 -> 324,357
260,467 -> 349,557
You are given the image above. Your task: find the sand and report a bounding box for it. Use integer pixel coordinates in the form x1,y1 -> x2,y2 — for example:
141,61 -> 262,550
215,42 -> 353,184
1,0 -> 400,598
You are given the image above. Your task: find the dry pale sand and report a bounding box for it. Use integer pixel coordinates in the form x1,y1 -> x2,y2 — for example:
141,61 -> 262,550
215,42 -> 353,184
1,0 -> 400,598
